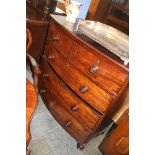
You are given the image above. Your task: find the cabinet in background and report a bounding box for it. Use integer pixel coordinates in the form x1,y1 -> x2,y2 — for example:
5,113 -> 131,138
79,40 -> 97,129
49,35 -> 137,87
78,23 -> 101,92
99,115 -> 129,155
87,0 -> 129,34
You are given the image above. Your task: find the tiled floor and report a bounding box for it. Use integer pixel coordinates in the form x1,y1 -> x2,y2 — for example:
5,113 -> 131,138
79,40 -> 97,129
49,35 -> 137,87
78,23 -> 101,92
27,67 -> 103,155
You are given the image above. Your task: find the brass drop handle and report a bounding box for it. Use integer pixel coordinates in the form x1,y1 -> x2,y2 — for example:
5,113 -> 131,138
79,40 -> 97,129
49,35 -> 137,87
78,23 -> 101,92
79,86 -> 88,93
48,54 -> 55,60
89,65 -> 99,73
40,89 -> 46,94
64,121 -> 72,127
52,35 -> 60,41
71,105 -> 79,112
42,73 -> 48,77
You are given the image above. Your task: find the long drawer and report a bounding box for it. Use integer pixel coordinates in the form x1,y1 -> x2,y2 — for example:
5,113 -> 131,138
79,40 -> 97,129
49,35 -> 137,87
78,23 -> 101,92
39,78 -> 91,144
40,60 -> 102,130
71,44 -> 128,95
44,45 -> 113,114
47,22 -> 75,59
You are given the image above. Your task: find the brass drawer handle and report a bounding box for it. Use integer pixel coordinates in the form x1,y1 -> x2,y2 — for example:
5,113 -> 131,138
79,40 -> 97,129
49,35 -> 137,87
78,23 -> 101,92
79,86 -> 88,93
42,73 -> 49,77
64,121 -> 72,127
48,54 -> 55,60
71,105 -> 79,112
52,35 -> 60,41
40,89 -> 46,94
89,65 -> 99,73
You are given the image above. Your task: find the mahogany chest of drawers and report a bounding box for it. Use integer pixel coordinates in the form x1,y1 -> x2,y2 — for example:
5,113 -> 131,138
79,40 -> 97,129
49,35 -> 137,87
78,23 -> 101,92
38,15 -> 129,149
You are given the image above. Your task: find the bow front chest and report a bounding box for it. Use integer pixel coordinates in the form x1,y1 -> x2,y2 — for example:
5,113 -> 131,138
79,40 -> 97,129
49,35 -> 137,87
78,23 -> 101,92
38,15 -> 129,149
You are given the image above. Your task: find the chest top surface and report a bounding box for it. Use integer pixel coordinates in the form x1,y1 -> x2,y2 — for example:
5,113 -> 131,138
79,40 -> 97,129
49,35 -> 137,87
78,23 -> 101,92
49,14 -> 129,72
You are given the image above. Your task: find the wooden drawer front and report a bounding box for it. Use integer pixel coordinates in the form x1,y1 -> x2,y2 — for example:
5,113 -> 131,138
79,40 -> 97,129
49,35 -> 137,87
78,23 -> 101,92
45,45 -> 113,114
39,80 -> 90,144
47,23 -> 74,59
71,44 -> 128,95
40,61 -> 101,130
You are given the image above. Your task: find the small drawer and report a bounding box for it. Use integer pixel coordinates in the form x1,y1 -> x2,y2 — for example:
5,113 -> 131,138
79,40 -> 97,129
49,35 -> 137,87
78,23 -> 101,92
40,61 -> 102,130
47,23 -> 75,59
71,44 -> 128,95
44,45 -> 113,114
39,80 -> 91,144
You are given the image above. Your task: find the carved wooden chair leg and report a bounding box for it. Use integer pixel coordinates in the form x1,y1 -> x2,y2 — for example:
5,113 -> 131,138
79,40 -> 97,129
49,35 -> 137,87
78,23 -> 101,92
26,28 -> 40,155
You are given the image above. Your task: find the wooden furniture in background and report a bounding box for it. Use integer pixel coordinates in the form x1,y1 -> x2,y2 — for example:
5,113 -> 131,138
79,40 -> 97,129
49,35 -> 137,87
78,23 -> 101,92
27,0 -> 57,18
26,2 -> 49,64
38,15 -> 129,149
86,0 -> 129,34
99,115 -> 129,155
86,0 -> 112,21
104,0 -> 129,34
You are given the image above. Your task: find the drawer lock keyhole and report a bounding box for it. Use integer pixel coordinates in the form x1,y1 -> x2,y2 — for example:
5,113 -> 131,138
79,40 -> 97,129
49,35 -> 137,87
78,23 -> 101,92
64,121 -> 72,127
71,105 -> 79,112
79,86 -> 89,93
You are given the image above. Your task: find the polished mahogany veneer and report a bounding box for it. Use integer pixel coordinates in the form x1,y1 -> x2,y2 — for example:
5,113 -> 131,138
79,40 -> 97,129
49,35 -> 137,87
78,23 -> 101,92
38,15 -> 129,149
40,61 -> 101,130
71,44 -> 128,95
47,23 -> 76,59
39,79 -> 91,144
45,45 -> 112,114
